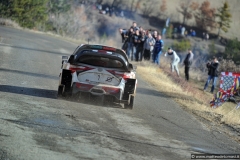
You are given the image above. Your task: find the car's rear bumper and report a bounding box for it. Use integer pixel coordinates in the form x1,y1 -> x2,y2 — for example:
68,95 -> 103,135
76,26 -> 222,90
72,82 -> 123,101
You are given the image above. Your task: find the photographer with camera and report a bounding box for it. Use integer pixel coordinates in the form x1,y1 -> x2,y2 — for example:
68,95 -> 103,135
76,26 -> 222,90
126,28 -> 134,60
203,57 -> 219,93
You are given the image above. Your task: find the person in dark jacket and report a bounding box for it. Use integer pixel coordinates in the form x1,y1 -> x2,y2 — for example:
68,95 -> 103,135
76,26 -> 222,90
132,29 -> 141,61
126,28 -> 134,60
183,49 -> 194,81
203,57 -> 219,93
138,29 -> 146,62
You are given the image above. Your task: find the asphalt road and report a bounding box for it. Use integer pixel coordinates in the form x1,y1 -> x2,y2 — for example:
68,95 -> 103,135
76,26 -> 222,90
0,26 -> 239,160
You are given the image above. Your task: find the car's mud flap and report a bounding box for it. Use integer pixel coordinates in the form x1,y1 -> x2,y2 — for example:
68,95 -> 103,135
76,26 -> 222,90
61,69 -> 72,94
122,79 -> 136,102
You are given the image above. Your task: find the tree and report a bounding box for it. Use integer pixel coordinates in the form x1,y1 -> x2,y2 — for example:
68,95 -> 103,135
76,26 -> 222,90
141,1 -> 154,17
134,0 -> 142,12
160,0 -> 167,15
225,38 -> 240,62
47,0 -> 71,35
195,0 -> 216,31
177,0 -> 199,25
48,0 -> 71,16
0,0 -> 48,28
215,2 -> 232,37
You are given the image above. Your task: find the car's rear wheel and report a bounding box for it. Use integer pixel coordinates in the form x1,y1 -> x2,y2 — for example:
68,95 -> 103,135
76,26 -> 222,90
57,85 -> 64,97
124,95 -> 134,109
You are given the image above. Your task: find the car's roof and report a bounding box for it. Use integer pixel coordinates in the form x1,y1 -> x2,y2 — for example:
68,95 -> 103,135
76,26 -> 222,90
76,44 -> 128,61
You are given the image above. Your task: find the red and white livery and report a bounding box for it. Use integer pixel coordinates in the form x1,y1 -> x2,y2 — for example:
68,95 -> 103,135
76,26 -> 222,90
58,44 -> 137,109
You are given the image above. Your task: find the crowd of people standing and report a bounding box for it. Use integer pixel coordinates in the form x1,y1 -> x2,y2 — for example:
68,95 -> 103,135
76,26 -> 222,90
119,22 -> 164,64
119,22 -> 219,94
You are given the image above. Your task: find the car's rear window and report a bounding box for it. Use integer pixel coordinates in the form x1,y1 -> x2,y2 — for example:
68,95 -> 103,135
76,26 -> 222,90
77,55 -> 125,69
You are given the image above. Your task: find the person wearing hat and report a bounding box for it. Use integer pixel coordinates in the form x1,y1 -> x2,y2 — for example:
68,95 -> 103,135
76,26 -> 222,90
164,48 -> 180,76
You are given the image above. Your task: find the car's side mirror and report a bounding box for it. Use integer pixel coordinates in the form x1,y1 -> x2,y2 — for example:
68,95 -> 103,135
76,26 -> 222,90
62,56 -> 69,64
62,56 -> 68,60
68,55 -> 75,64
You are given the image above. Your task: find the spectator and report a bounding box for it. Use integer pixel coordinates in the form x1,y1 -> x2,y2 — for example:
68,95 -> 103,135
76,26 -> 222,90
132,30 -> 141,61
131,22 -> 139,32
202,32 -> 205,41
166,18 -> 170,27
119,28 -> 128,51
178,25 -> 182,34
153,35 -> 164,65
98,4 -> 102,11
192,30 -> 196,37
203,57 -> 219,93
181,26 -> 185,36
109,8 -> 113,16
138,29 -> 146,61
205,33 -> 209,41
189,29 -> 193,36
174,27 -> 178,34
184,30 -> 188,37
164,48 -> 180,76
106,7 -> 109,13
162,28 -> 166,37
143,32 -> 155,61
152,30 -> 158,41
151,30 -> 158,60
120,10 -> 124,17
126,28 -> 134,60
183,49 -> 194,81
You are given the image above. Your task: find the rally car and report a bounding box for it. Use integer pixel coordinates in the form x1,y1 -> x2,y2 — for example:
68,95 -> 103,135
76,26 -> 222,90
58,44 -> 137,109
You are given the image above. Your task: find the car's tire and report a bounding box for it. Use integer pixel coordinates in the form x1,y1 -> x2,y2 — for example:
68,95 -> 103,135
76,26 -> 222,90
57,85 -> 64,97
124,95 -> 134,109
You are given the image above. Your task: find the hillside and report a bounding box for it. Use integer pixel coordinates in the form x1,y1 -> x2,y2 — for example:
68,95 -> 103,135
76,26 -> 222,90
94,0 -> 240,40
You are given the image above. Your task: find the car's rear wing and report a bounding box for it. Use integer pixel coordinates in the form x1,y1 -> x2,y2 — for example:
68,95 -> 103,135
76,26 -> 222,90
76,44 -> 128,62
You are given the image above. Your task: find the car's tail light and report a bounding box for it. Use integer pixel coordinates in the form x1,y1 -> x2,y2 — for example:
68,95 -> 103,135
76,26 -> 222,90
69,66 -> 93,73
122,73 -> 132,80
102,87 -> 120,94
107,70 -> 133,81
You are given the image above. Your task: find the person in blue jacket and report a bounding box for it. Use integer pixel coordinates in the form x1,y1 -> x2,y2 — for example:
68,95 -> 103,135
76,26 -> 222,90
153,35 -> 164,65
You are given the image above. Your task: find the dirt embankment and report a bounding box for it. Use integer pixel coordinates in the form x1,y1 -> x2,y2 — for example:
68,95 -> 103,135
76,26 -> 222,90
97,0 -> 240,39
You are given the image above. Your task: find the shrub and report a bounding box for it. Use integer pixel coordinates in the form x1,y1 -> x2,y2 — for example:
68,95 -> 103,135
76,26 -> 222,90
209,40 -> 217,55
172,39 -> 191,52
218,57 -> 240,72
224,38 -> 240,64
